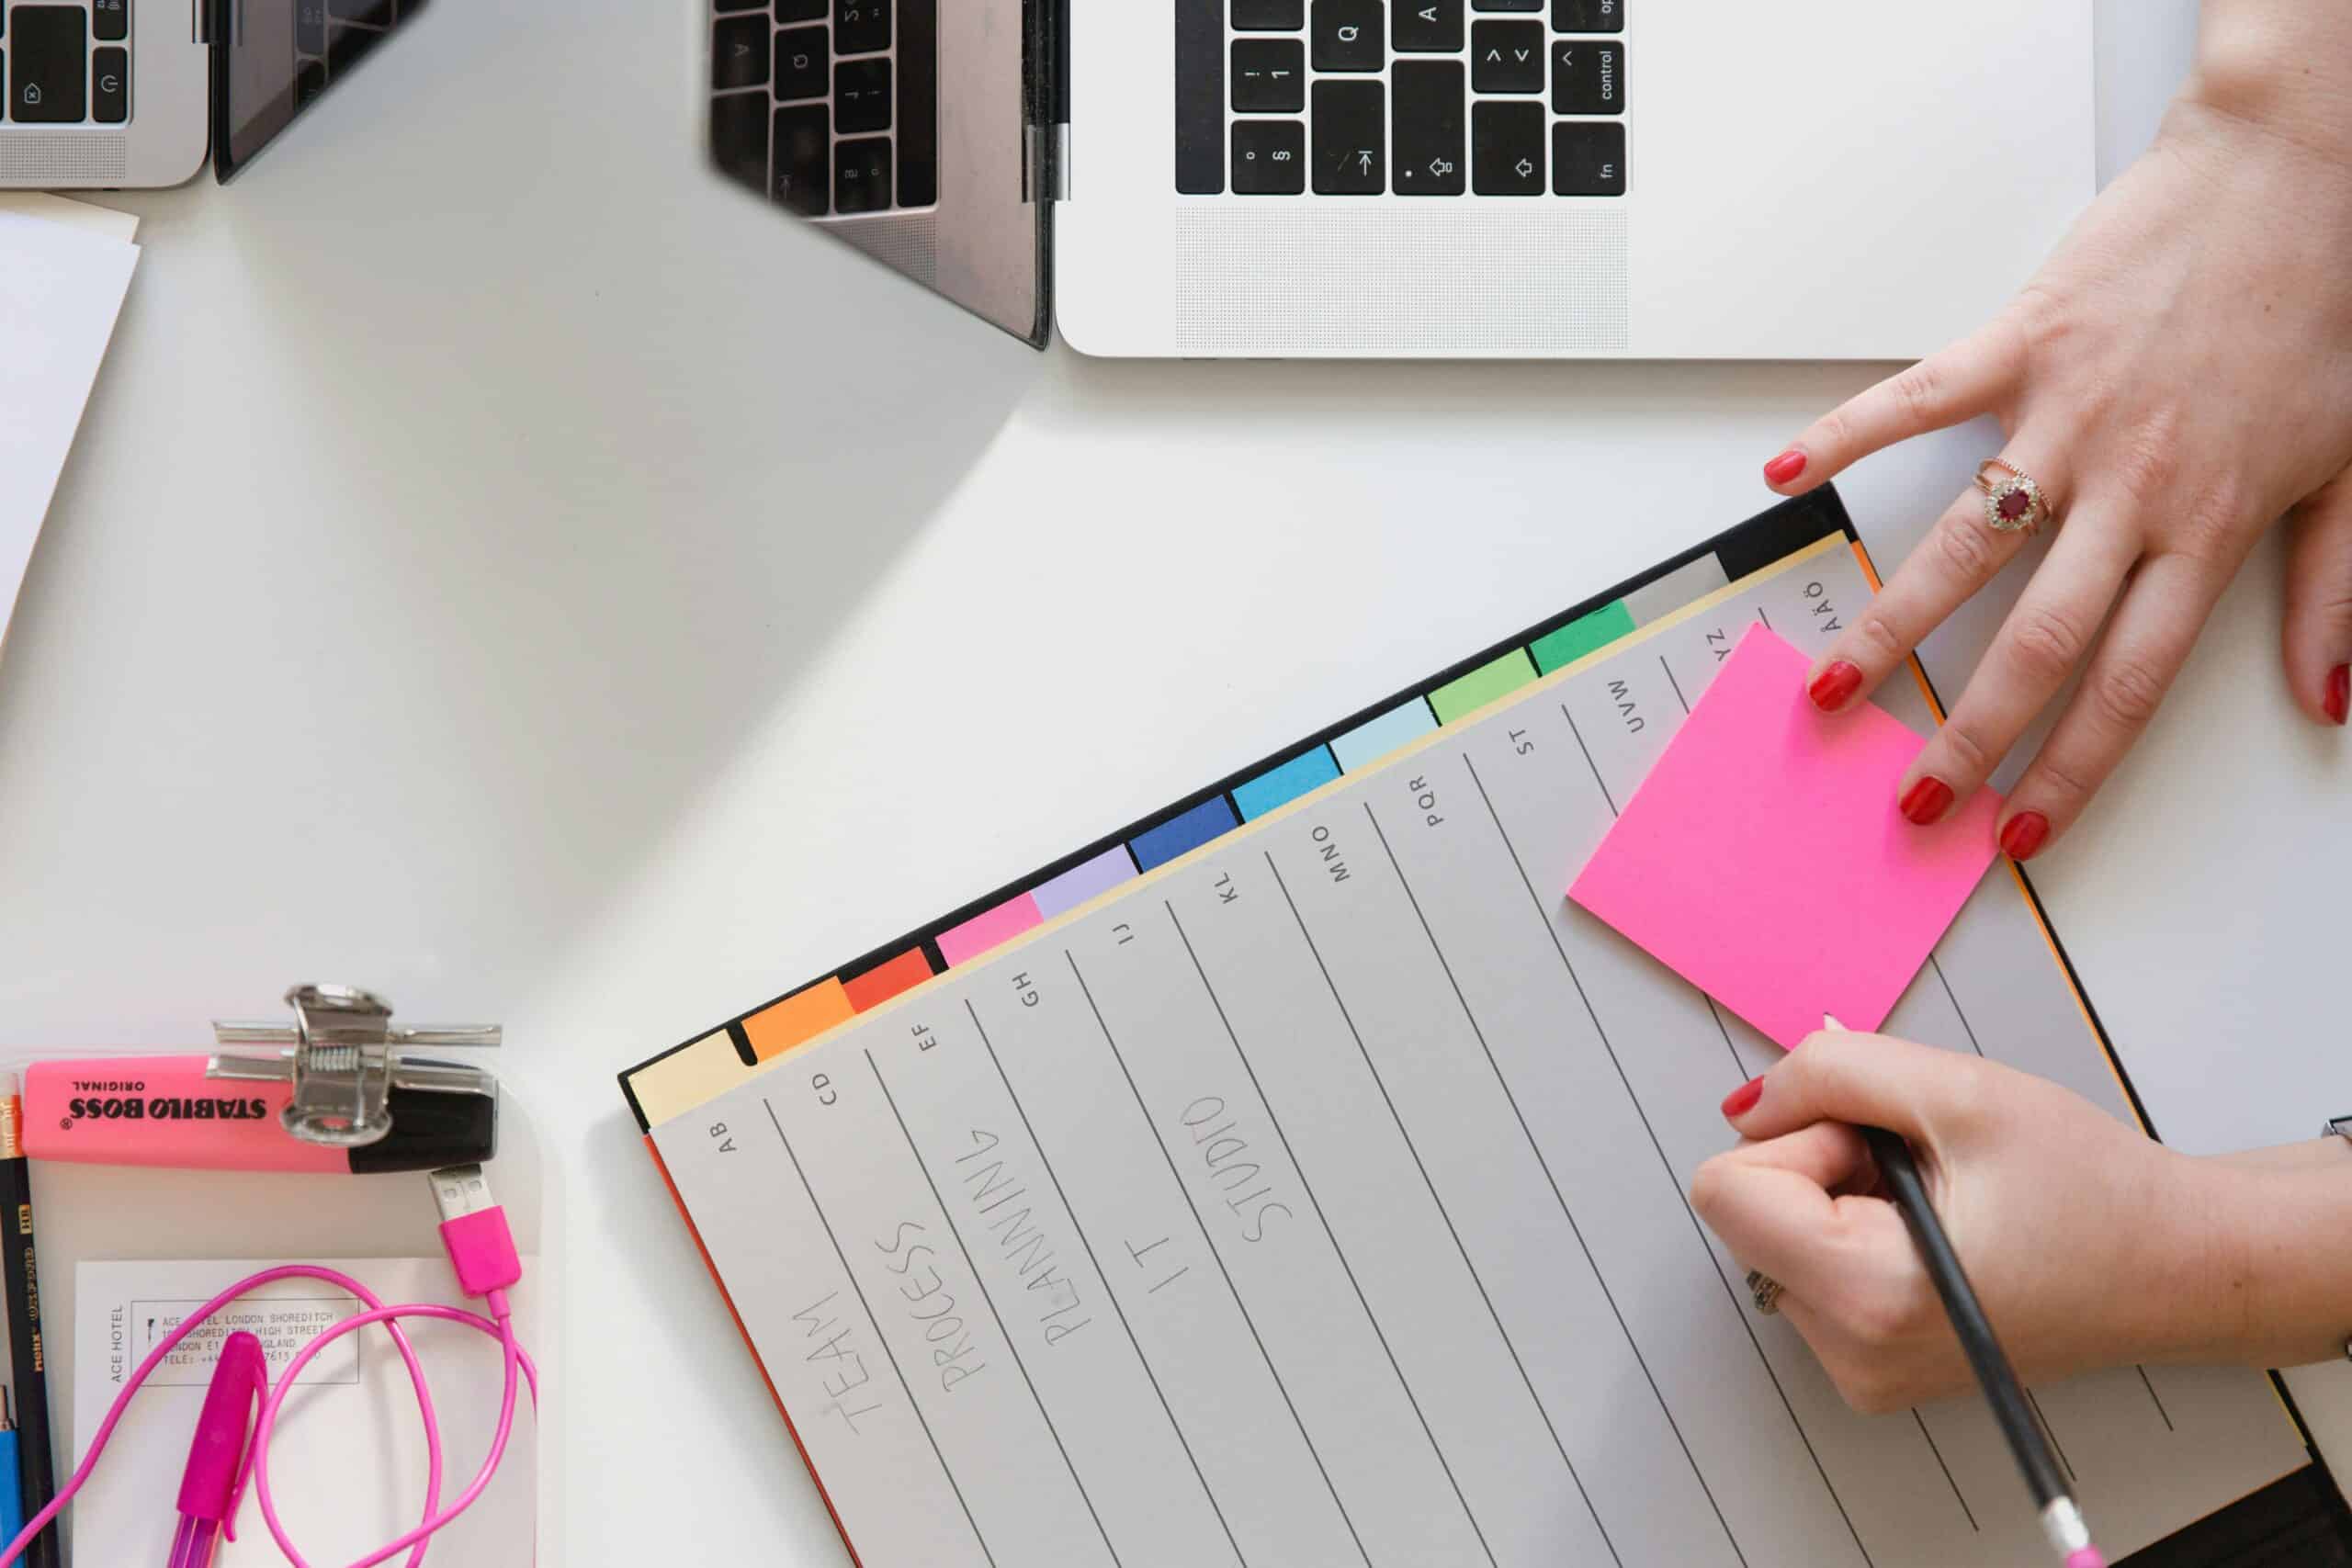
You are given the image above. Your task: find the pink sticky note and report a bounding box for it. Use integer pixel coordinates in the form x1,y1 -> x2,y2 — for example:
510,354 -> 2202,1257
1567,626 -> 2002,1049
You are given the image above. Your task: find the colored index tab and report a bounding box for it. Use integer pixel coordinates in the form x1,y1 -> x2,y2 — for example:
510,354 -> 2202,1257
1331,699 -> 1438,773
1429,649 -> 1537,725
1129,795 -> 1239,871
1568,626 -> 2003,1049
938,892 -> 1044,968
842,948 -> 933,1011
1033,845 -> 1137,919
742,978 -> 855,1061
1531,602 -> 1634,674
1234,747 -> 1340,820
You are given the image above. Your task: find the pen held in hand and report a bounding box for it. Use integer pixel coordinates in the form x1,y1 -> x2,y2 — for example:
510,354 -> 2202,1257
1823,1017 -> 2106,1568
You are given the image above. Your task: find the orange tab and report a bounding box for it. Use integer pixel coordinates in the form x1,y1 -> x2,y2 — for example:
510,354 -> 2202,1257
741,979 -> 854,1061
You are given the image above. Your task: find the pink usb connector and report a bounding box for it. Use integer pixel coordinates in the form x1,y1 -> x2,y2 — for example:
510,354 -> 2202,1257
432,1163 -> 524,1308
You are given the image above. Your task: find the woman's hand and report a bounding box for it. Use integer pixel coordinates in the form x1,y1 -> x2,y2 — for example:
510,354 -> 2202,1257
1762,3 -> 2352,861
1690,1031 -> 2352,1414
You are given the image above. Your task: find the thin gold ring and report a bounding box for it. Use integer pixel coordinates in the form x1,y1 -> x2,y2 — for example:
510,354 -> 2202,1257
1973,458 -> 2057,537
1746,1269 -> 1785,1316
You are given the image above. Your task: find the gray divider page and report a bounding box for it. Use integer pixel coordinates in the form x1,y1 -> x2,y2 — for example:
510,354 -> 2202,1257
653,538 -> 2309,1567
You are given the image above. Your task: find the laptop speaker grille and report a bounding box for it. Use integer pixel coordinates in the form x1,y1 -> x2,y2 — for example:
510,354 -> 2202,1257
0,134 -> 130,183
1174,206 -> 1629,356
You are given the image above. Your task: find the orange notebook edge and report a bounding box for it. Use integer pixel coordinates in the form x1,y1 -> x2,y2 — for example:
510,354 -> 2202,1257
645,1135 -> 868,1568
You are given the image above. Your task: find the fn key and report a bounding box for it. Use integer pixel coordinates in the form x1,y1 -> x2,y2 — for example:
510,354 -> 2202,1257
1553,121 -> 1624,196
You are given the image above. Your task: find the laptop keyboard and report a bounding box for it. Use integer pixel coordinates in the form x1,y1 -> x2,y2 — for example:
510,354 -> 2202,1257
292,0 -> 424,116
707,0 -> 940,220
1178,0 -> 1624,197
0,0 -> 417,127
3,0 -> 130,125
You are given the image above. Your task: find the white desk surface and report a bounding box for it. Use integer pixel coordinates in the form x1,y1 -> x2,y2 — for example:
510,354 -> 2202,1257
0,1 -> 2341,1561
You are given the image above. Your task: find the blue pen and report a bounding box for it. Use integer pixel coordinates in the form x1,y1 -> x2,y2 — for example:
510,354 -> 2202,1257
0,1386 -> 24,1549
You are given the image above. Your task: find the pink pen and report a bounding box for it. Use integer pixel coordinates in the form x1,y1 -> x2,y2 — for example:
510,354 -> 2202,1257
166,1331 -> 266,1568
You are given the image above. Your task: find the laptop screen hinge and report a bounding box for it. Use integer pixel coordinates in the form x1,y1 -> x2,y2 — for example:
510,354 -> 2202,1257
1024,0 -> 1070,202
1027,123 -> 1070,203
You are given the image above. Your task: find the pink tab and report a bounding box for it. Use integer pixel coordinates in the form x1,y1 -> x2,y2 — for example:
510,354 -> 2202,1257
937,892 -> 1044,968
1568,626 -> 2002,1049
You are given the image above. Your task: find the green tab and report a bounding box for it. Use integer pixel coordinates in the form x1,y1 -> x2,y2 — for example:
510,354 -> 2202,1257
1530,601 -> 1635,674
1428,649 -> 1538,725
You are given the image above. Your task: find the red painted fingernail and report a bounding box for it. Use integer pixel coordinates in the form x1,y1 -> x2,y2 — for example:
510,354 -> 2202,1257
1721,1077 -> 1765,1119
1999,810 -> 2051,862
2327,664 -> 2350,726
1763,449 -> 1808,486
1899,775 -> 1954,826
1807,660 -> 1863,712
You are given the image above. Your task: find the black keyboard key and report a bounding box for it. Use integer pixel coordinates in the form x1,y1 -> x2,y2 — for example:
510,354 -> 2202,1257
1230,39 -> 1303,113
1174,0 -> 1223,192
714,0 -> 765,10
776,0 -> 825,17
1476,0 -> 1537,10
711,13 -> 768,90
1552,119 -> 1623,195
1472,100 -> 1543,194
1552,39 -> 1622,114
711,89 -> 769,193
1471,19 -> 1542,92
776,102 -> 831,214
1553,0 -> 1621,30
1311,79 -> 1383,194
1392,0 -> 1460,53
92,0 -> 129,42
836,0 -> 889,55
1390,59 -> 1463,195
898,0 -> 938,206
92,46 -> 127,122
294,58 -> 328,109
1310,0 -> 1381,72
836,135 -> 893,213
835,57 -> 890,133
8,7 -> 85,122
329,0 -> 394,17
296,0 -> 327,54
1231,119 -> 1305,194
775,27 -> 827,99
327,20 -> 380,73
1232,0 -> 1303,28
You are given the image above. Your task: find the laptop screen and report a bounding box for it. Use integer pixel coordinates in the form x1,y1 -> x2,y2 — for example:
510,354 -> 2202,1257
213,0 -> 427,180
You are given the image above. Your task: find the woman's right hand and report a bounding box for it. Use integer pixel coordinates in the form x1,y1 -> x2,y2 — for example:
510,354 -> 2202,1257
1690,1030 -> 2352,1414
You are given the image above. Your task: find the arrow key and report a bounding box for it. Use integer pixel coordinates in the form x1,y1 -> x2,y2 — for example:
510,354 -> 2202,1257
1312,78 -> 1384,193
1471,18 -> 1543,92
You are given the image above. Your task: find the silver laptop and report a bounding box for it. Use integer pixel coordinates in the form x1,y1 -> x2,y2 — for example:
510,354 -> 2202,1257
0,0 -> 424,188
707,0 -> 2092,357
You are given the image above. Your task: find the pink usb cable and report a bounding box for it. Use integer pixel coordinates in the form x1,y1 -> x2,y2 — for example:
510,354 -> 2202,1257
1,1163 -> 537,1568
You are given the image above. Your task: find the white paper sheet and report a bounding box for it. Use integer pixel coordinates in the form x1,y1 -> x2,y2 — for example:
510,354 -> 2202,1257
0,202 -> 139,652
72,1258 -> 537,1566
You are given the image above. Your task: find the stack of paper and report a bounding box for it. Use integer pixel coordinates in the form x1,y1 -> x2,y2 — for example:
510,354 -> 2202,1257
0,193 -> 141,654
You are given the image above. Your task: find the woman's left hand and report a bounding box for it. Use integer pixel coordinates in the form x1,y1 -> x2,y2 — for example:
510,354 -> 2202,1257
1763,32 -> 2352,860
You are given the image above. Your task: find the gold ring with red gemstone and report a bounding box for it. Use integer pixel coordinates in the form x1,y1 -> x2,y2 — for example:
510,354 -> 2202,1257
1974,458 -> 2055,536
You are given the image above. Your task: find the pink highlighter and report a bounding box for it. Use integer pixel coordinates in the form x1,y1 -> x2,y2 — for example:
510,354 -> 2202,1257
168,1331 -> 266,1568
20,1056 -> 496,1174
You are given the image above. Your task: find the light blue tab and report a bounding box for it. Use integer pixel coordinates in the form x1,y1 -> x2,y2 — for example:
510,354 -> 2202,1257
1330,699 -> 1439,773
